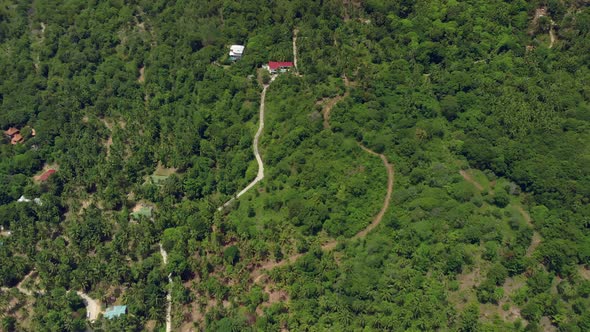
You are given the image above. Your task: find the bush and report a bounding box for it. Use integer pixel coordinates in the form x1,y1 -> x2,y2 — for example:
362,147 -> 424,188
493,191 -> 510,208
224,245 -> 240,265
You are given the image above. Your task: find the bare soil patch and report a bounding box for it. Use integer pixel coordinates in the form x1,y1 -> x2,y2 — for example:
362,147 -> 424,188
526,232 -> 542,257
155,162 -> 178,176
256,283 -> 289,316
540,316 -> 558,331
105,136 -> 113,157
458,267 -> 482,292
138,66 -> 145,83
101,117 -> 126,130
132,202 -> 150,213
579,265 -> 590,280
145,320 -> 157,331
179,301 -> 203,331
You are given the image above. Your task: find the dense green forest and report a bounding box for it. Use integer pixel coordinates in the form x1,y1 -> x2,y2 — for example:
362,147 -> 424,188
0,0 -> 589,331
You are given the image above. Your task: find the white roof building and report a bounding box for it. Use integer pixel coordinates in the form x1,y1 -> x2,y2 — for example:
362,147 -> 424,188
17,195 -> 42,205
229,45 -> 245,59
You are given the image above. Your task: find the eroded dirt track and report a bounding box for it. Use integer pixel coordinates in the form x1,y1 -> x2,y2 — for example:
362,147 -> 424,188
250,77 -> 395,282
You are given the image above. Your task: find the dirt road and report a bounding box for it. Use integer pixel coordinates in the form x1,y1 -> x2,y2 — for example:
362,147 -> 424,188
250,77 -> 395,282
459,170 -> 484,191
160,243 -> 172,332
16,270 -> 35,296
77,291 -> 101,321
461,170 -> 542,257
293,28 -> 299,72
354,145 -> 394,239
219,75 -> 276,210
322,76 -> 350,129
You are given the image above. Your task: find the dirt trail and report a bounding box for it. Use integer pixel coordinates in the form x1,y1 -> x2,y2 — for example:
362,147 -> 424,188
77,291 -> 101,321
16,270 -> 35,296
219,75 -> 277,210
459,170 -> 484,191
549,24 -> 557,48
517,205 -> 542,257
293,28 -> 299,73
1,270 -> 43,296
160,243 -> 172,332
516,205 -> 532,226
354,145 -> 394,239
461,170 -> 542,256
532,7 -> 557,49
322,76 -> 350,129
250,77 -> 394,282
138,66 -> 145,83
251,146 -> 394,282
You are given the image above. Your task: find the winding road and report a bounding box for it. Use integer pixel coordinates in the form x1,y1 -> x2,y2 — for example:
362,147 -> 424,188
1,271 -> 101,322
251,76 -> 395,282
219,75 -> 276,210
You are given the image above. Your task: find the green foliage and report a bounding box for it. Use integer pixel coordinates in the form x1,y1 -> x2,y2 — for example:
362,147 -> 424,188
223,245 -> 240,265
0,0 -> 588,331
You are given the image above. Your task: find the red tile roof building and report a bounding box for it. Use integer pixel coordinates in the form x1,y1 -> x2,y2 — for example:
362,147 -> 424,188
266,61 -> 294,73
11,133 -> 23,145
4,127 -> 35,145
38,169 -> 56,182
4,127 -> 19,136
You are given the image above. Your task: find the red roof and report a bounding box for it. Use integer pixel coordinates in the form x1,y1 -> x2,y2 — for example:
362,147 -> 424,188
268,61 -> 294,70
38,169 -> 56,181
4,127 -> 19,136
11,134 -> 23,145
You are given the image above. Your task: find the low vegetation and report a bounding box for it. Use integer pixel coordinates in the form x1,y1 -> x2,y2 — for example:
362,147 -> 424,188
0,0 -> 589,331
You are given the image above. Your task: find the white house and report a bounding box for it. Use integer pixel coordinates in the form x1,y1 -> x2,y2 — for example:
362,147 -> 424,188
229,45 -> 245,60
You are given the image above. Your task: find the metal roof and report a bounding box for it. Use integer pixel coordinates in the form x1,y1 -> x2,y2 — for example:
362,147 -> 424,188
104,305 -> 127,319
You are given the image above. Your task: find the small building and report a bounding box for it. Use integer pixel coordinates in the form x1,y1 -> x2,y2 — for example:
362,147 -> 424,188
11,133 -> 23,145
4,127 -> 34,145
229,45 -> 245,61
264,61 -> 294,74
4,127 -> 23,145
17,196 -> 31,203
17,196 -> 43,205
104,305 -> 127,319
4,127 -> 19,136
130,205 -> 153,220
38,169 -> 56,182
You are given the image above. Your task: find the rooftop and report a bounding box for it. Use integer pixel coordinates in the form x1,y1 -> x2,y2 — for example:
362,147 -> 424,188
4,127 -> 19,136
131,206 -> 153,219
11,133 -> 23,145
268,61 -> 294,70
229,45 -> 245,56
104,305 -> 127,319
38,169 -> 56,182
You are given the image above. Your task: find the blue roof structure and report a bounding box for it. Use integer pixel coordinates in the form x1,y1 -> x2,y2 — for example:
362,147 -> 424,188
104,305 -> 127,319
